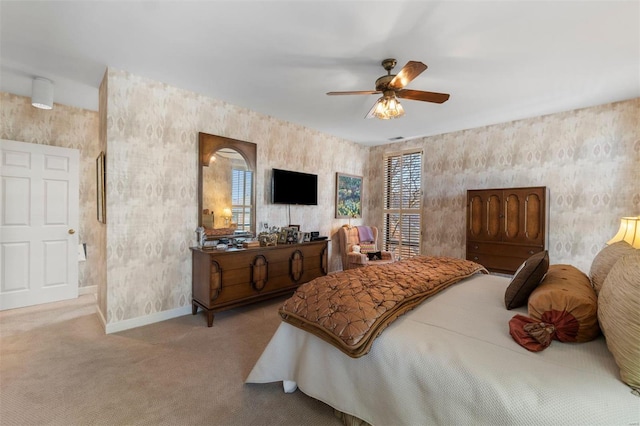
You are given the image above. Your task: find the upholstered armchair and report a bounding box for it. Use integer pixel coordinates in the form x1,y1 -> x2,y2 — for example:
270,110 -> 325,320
338,225 -> 395,270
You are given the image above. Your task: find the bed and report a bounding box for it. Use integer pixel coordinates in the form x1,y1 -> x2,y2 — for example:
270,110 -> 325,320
246,256 -> 639,425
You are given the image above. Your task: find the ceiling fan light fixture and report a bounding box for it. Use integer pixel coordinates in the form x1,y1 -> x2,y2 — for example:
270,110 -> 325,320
373,92 -> 405,120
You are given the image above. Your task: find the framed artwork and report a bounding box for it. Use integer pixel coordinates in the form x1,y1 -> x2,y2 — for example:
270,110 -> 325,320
96,151 -> 106,223
336,173 -> 362,219
288,224 -> 300,231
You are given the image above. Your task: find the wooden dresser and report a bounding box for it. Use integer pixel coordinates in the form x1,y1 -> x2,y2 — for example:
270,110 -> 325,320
466,186 -> 549,274
191,240 -> 329,326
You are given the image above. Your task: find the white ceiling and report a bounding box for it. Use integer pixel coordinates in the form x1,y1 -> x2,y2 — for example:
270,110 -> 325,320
1,1 -> 638,146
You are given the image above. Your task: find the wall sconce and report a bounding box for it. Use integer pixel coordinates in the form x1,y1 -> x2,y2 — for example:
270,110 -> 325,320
222,208 -> 232,226
31,77 -> 54,110
607,216 -> 640,248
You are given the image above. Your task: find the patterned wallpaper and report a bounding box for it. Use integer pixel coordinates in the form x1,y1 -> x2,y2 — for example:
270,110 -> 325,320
0,92 -> 103,293
104,69 -> 368,325
5,80 -> 637,328
368,98 -> 640,273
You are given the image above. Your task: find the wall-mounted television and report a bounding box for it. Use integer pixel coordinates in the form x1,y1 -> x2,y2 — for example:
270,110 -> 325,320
272,168 -> 318,205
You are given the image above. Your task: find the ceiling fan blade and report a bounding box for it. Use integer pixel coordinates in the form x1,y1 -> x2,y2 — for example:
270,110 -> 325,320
327,90 -> 381,96
397,89 -> 450,104
388,61 -> 427,90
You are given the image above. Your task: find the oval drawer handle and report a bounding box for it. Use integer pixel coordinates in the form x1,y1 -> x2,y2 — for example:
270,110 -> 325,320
473,256 -> 479,261
473,245 -> 479,250
529,250 -> 535,254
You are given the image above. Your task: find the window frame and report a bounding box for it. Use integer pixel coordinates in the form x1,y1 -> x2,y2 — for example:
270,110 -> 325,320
231,168 -> 253,232
382,149 -> 423,260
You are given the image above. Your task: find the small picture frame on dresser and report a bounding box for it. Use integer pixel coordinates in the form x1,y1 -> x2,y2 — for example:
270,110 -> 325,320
284,227 -> 297,244
299,232 -> 310,243
278,229 -> 288,244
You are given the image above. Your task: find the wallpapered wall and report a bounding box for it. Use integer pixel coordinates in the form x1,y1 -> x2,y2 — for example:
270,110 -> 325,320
0,93 -> 103,292
368,98 -> 640,274
104,69 -> 368,325
4,82 -> 637,328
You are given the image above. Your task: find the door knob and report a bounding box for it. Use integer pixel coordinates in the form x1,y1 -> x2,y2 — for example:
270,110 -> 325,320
68,229 -> 75,234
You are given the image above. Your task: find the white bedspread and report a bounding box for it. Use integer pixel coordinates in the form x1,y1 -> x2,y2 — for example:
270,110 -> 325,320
246,273 -> 640,425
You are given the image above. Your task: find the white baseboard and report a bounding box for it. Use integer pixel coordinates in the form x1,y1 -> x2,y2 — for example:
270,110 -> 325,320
105,305 -> 192,334
79,285 -> 97,296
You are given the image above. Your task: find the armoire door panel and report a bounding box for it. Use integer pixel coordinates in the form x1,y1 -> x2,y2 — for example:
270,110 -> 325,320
525,192 -> 542,242
504,193 -> 521,240
486,194 -> 502,238
468,195 -> 483,238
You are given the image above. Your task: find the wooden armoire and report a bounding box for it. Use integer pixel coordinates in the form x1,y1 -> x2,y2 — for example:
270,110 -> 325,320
466,186 -> 549,274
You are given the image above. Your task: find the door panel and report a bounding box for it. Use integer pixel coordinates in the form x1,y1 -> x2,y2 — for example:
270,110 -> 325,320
466,189 -> 502,242
502,188 -> 545,245
468,194 -> 483,238
1,242 -> 29,292
504,193 -> 521,239
4,177 -> 30,224
0,139 -> 79,310
525,192 -> 542,241
486,194 -> 501,238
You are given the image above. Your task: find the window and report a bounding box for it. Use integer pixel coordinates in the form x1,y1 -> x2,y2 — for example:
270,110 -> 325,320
231,168 -> 253,231
382,150 -> 423,260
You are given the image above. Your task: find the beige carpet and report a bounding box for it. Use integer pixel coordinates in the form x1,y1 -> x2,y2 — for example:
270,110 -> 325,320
0,294 -> 342,425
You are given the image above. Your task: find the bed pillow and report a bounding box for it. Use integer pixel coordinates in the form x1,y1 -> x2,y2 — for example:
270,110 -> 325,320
359,243 -> 377,254
589,241 -> 635,296
528,264 -> 600,343
504,250 -> 549,309
598,252 -> 640,389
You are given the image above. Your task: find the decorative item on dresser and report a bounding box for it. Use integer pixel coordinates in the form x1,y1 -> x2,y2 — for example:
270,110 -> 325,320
190,240 -> 329,327
466,186 -> 549,274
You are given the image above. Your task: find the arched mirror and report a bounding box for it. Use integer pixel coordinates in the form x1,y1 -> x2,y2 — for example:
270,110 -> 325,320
198,132 -> 257,237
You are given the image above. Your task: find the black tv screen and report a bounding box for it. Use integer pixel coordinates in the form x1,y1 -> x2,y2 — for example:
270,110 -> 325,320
272,168 -> 318,205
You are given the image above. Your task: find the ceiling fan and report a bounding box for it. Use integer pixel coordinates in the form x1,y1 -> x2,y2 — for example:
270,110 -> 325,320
327,58 -> 450,119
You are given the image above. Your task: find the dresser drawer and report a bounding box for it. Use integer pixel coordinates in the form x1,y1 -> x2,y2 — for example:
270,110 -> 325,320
467,242 -> 543,258
466,252 -> 527,274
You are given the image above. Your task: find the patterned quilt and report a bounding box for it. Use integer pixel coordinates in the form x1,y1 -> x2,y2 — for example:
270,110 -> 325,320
279,256 -> 488,357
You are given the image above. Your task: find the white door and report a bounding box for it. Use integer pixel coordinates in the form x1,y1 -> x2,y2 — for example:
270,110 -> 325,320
0,139 -> 79,310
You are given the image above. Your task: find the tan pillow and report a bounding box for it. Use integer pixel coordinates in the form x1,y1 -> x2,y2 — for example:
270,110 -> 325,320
589,241 -> 635,296
504,251 -> 549,310
528,264 -> 600,343
598,253 -> 640,389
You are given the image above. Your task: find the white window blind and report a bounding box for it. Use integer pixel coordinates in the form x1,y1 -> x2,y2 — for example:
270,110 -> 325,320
231,169 -> 253,231
383,150 -> 422,260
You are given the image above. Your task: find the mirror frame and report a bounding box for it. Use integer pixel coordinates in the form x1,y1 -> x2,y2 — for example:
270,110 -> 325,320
198,132 -> 257,235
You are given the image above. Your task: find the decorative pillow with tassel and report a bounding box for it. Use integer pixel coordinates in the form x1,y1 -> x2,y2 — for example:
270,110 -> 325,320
509,314 -> 555,352
528,264 -> 600,343
510,264 -> 600,352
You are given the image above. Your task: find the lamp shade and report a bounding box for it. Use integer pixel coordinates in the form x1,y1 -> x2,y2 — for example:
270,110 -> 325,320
222,208 -> 232,218
32,77 -> 54,110
607,216 -> 640,248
